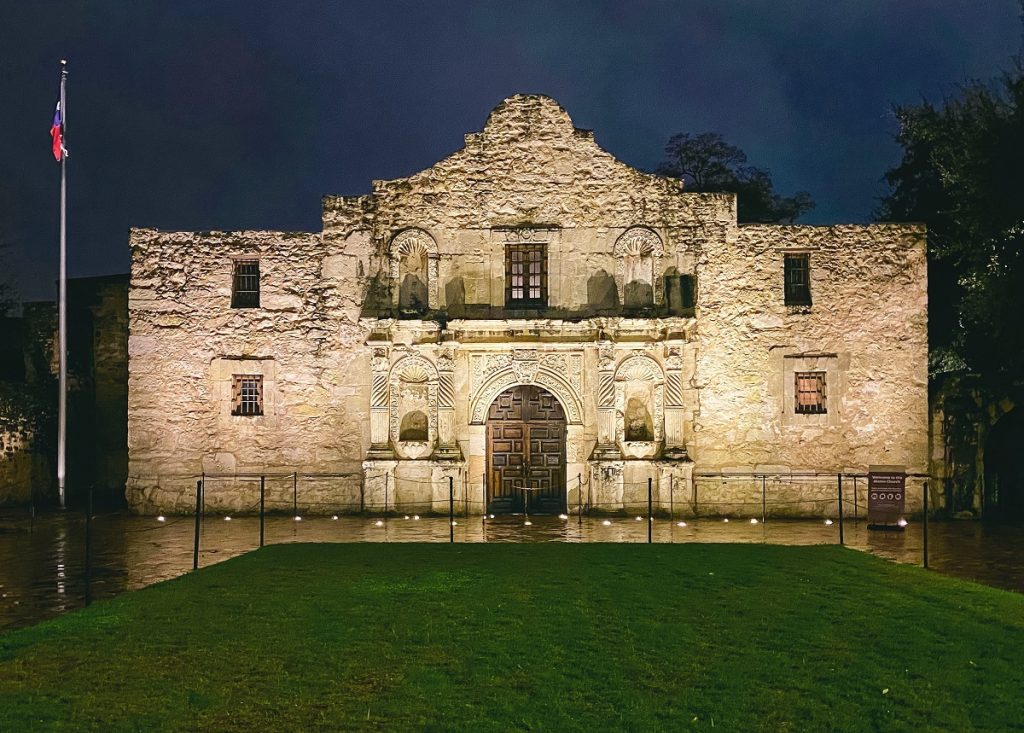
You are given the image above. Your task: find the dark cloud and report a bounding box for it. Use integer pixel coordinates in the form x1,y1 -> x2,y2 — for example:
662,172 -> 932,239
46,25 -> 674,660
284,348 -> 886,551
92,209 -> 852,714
1,1 -> 1020,299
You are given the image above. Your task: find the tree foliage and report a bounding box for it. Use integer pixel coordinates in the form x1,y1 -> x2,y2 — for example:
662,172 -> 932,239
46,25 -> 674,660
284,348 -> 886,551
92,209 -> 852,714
878,62 -> 1024,390
0,235 -> 18,317
657,132 -> 815,223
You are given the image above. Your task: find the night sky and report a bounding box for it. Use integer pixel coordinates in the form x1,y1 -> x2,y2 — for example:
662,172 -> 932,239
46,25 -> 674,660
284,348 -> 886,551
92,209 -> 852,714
2,1 -> 1021,301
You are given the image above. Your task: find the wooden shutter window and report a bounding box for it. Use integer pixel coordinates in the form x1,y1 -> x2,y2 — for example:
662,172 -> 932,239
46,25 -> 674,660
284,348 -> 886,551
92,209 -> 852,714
231,375 -> 264,416
505,243 -> 547,307
784,253 -> 811,306
231,259 -> 260,308
794,371 -> 826,414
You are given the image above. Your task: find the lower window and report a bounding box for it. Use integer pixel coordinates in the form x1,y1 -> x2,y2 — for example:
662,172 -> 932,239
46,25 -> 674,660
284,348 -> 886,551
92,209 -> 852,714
794,371 -> 826,414
231,375 -> 264,416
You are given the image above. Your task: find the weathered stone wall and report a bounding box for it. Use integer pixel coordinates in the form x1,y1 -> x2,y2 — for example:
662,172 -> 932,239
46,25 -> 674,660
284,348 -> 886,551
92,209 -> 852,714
127,94 -> 929,516
324,95 -> 732,317
128,229 -> 373,512
693,224 -> 929,510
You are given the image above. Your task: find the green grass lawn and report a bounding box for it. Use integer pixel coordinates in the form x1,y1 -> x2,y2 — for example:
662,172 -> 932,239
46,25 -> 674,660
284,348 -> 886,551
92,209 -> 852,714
2,544 -> 1023,732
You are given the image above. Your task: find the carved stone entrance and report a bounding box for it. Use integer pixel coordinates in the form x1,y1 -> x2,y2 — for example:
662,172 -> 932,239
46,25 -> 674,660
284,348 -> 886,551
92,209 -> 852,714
487,385 -> 566,514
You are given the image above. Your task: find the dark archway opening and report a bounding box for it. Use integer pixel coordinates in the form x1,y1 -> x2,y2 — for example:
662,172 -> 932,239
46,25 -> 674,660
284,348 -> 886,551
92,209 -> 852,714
486,385 -> 566,514
985,408 -> 1024,520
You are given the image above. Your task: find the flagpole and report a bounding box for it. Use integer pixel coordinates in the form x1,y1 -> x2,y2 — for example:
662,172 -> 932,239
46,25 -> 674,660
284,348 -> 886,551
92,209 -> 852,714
58,59 -> 68,509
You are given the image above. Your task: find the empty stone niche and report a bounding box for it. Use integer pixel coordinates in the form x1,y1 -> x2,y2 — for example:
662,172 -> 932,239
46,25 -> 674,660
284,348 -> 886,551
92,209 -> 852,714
615,227 -> 664,309
390,229 -> 438,314
615,353 -> 664,459
390,356 -> 437,459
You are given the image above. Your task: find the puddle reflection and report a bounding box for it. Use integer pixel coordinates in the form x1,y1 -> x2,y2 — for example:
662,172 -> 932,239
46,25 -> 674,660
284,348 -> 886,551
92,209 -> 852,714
1,511 -> 1021,631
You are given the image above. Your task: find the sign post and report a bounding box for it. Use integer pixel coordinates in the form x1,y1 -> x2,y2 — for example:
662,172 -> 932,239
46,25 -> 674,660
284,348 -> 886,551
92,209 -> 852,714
867,465 -> 906,529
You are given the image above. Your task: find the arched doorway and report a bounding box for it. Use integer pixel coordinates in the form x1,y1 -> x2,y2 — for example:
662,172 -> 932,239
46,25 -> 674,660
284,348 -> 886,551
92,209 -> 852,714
487,385 -> 566,514
985,408 -> 1024,520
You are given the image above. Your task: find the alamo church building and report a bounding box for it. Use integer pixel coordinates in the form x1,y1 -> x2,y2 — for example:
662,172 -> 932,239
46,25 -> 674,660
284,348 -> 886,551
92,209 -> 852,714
126,95 -> 928,515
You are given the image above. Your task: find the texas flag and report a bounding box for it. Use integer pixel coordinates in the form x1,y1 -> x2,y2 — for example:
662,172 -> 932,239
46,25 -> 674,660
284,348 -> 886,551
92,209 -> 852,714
50,100 -> 63,161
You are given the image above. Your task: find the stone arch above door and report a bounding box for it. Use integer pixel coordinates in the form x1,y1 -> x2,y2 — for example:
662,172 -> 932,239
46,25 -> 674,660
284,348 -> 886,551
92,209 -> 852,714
470,366 -> 583,425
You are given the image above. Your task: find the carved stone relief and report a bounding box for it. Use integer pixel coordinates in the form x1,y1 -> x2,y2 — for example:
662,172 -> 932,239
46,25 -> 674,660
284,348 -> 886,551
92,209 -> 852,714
613,227 -> 665,306
389,228 -> 439,310
469,350 -> 584,424
389,354 -> 439,458
497,227 -> 555,243
613,352 -> 665,456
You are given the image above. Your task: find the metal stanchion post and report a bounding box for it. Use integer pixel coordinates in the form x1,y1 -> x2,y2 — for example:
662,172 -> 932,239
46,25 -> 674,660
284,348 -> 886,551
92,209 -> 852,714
259,476 -> 266,548
761,475 -> 767,524
577,474 -> 582,525
293,471 -> 298,517
84,487 -> 93,606
669,474 -> 674,522
923,480 -> 929,569
193,479 -> 202,570
853,475 -> 859,520
449,476 -> 454,543
647,477 -> 653,544
837,473 -> 845,546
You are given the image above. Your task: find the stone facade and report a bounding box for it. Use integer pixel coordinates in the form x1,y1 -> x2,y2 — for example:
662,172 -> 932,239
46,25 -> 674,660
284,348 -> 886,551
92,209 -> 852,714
127,95 -> 928,515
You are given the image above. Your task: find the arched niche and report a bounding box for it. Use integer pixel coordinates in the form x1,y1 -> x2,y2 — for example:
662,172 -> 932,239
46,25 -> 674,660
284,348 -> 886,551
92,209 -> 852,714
389,229 -> 439,312
614,353 -> 665,458
389,355 -> 438,458
613,227 -> 664,308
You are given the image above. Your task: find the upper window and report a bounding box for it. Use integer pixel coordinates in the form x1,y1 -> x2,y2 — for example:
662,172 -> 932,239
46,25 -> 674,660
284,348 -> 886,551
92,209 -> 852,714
784,253 -> 811,306
231,375 -> 264,416
505,243 -> 547,307
794,371 -> 826,414
231,259 -> 260,308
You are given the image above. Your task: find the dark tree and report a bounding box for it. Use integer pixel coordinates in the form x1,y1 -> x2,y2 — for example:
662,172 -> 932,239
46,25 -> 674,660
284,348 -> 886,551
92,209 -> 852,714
878,62 -> 1024,389
656,132 -> 815,223
0,235 -> 19,316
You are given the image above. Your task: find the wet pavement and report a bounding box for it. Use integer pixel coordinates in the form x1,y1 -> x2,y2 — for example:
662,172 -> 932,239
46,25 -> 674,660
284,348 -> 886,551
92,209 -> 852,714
1,510 -> 1021,632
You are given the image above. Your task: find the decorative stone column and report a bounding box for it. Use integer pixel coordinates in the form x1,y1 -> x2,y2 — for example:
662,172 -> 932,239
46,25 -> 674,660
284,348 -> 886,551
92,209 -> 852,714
433,348 -> 462,460
663,345 -> 688,459
367,344 -> 393,458
591,341 -> 620,460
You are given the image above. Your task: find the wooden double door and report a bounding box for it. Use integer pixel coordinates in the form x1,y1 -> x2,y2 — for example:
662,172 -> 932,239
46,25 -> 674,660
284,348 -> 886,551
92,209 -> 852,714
487,385 -> 567,514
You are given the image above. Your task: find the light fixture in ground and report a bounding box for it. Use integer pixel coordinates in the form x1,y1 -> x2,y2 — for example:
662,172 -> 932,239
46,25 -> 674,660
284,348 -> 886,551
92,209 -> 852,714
294,516 -> 302,522
331,515 -> 338,520
898,518 -> 909,527
157,516 -> 166,522
677,521 -> 686,527
825,519 -> 833,525
602,519 -> 612,526
375,520 -> 384,527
